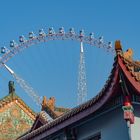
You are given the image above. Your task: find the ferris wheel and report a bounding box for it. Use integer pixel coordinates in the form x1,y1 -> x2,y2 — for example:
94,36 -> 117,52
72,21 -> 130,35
0,27 -> 114,107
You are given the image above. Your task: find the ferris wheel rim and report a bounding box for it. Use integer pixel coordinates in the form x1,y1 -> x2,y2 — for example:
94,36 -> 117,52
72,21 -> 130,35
0,29 -> 115,67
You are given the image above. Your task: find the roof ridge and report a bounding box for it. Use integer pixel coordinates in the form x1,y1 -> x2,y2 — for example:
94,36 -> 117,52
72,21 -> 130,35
0,92 -> 36,117
119,55 -> 140,82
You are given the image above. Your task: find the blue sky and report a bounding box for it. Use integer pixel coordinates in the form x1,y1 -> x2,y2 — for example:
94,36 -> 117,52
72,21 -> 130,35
0,0 -> 140,112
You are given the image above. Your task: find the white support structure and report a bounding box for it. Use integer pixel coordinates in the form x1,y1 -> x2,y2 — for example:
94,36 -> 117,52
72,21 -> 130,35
2,63 -> 42,106
77,42 -> 87,105
2,63 -> 54,122
80,41 -> 84,53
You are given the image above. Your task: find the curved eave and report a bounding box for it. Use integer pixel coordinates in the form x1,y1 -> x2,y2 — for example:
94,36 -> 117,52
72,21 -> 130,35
18,58 -> 120,140
118,55 -> 140,93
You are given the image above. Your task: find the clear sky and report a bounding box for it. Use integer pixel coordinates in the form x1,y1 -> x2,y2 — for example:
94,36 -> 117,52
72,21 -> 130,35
0,0 -> 140,112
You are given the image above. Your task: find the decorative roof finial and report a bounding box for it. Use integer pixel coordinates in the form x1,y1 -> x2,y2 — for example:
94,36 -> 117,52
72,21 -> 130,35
48,97 -> 55,110
8,81 -> 15,94
42,96 -> 47,110
115,40 -> 122,54
41,96 -> 56,111
123,48 -> 133,60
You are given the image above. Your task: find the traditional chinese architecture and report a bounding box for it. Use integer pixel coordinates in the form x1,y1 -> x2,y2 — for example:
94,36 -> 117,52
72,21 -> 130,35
30,96 -> 70,132
0,81 -> 36,140
0,81 -> 68,140
18,41 -> 140,140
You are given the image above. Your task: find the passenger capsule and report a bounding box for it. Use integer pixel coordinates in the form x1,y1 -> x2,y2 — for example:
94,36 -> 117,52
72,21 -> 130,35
29,32 -> 35,39
108,42 -> 112,48
89,33 -> 94,39
10,40 -> 17,47
69,28 -> 75,35
48,27 -> 55,35
79,29 -> 84,37
39,29 -> 46,37
59,27 -> 65,34
19,35 -> 26,43
1,47 -> 6,53
99,36 -> 103,44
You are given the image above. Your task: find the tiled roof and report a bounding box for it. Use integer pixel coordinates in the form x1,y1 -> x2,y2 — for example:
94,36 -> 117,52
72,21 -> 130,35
118,54 -> 140,93
0,92 -> 36,118
38,111 -> 50,124
120,55 -> 140,82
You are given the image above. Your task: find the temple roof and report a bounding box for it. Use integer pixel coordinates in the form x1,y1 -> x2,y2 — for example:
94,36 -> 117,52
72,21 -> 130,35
0,81 -> 36,140
29,97 -> 70,132
0,91 -> 36,119
19,41 -> 140,140
41,96 -> 70,118
0,81 -> 69,140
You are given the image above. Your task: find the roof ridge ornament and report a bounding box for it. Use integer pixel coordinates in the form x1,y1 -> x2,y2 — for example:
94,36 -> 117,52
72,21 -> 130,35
123,48 -> 133,61
115,40 -> 133,60
41,96 -> 47,110
115,40 -> 123,54
8,81 -> 15,94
